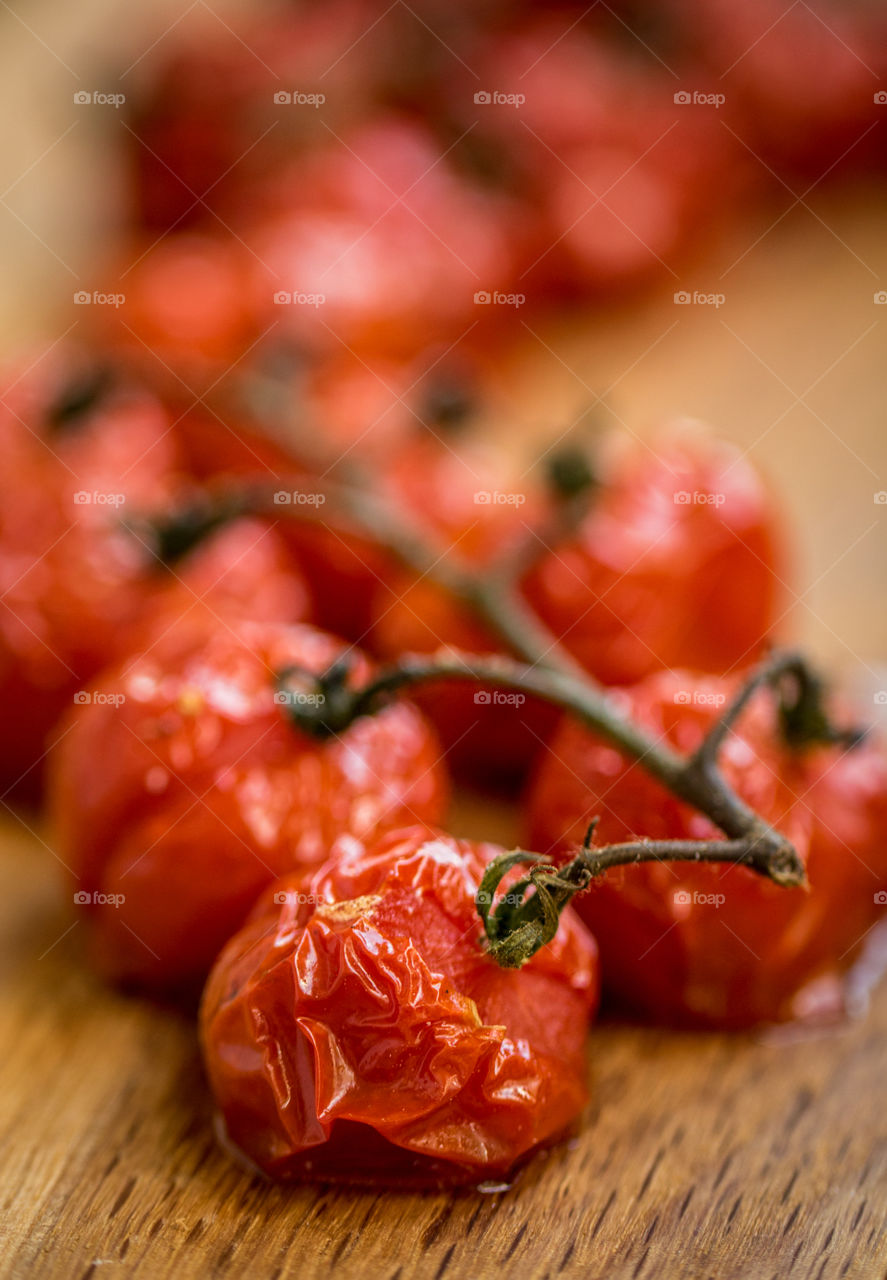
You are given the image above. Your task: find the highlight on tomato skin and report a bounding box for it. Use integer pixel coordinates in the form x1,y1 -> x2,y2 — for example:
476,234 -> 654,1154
47,623 -> 450,994
522,425 -> 788,687
199,825 -> 599,1187
525,669 -> 887,1030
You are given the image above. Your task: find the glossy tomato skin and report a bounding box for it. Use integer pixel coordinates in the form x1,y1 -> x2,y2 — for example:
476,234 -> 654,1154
200,825 -> 599,1187
523,426 -> 786,685
526,670 -> 887,1029
48,624 -> 449,992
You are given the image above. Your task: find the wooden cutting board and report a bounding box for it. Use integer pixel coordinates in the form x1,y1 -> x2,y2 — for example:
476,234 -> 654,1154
1,1 -> 887,1269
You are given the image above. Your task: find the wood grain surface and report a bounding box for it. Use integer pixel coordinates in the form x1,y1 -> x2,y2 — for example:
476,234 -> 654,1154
2,3 -> 887,1277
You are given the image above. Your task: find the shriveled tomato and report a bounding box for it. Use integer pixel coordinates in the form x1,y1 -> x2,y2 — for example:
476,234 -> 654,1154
523,426 -> 786,684
200,825 -> 599,1186
48,623 -> 449,992
526,669 -> 887,1028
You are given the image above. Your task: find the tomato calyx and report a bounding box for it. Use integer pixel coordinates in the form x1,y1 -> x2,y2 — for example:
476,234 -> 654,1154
275,654 -> 360,738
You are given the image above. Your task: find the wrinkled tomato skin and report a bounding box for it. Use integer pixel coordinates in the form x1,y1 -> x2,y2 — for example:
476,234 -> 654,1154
523,427 -> 786,685
200,826 -> 599,1186
526,671 -> 887,1029
48,624 -> 449,993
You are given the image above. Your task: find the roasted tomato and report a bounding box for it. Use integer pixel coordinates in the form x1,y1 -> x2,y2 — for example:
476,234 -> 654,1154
246,118 -> 522,362
48,623 -> 449,992
526,669 -> 887,1028
0,352 -> 182,795
523,425 -> 786,684
369,428 -> 560,784
200,825 -> 599,1186
0,348 -> 316,796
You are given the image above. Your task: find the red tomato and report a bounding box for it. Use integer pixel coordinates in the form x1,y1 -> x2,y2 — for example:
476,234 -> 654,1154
526,669 -> 887,1028
200,825 -> 599,1186
369,431 -> 559,784
0,353 -> 182,794
246,118 -> 522,361
523,426 -> 786,683
685,0 -> 887,177
48,623 -> 450,992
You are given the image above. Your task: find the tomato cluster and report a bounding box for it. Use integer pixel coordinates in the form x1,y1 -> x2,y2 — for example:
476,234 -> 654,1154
2,0 -> 885,1191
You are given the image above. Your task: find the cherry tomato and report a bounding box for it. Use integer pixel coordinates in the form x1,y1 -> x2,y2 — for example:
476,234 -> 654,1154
200,824 -> 599,1186
246,118 -> 522,362
526,669 -> 887,1028
48,623 -> 450,992
0,352 -> 181,795
523,426 -> 786,684
370,430 -> 559,783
